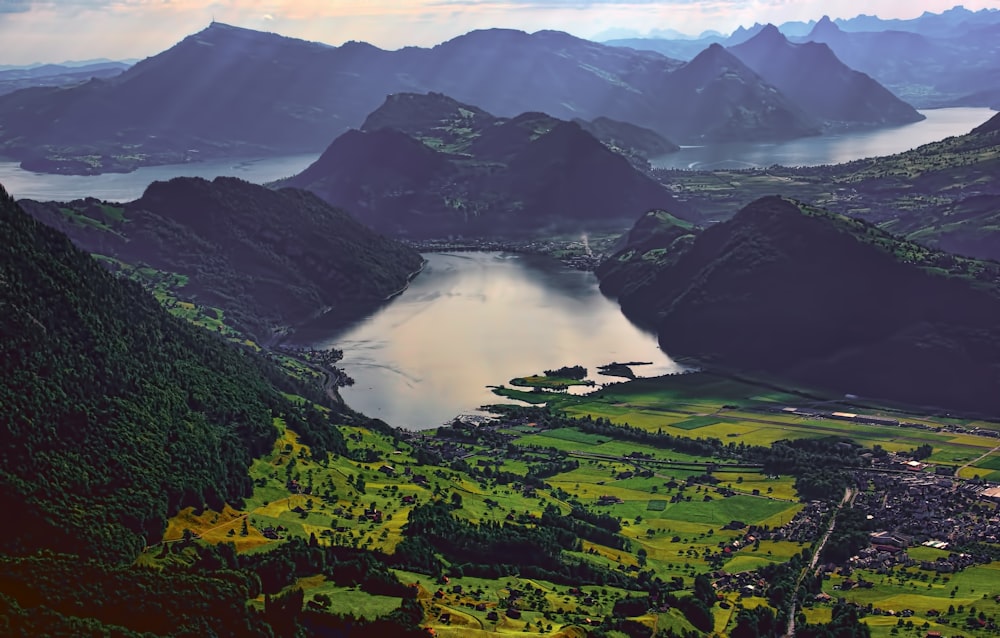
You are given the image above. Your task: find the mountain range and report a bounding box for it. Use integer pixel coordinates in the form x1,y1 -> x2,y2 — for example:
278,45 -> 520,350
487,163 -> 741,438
0,20 -> 919,174
0,61 -> 130,96
18,177 -> 424,341
599,196 -> 1000,416
275,92 -> 695,237
608,6 -> 1000,108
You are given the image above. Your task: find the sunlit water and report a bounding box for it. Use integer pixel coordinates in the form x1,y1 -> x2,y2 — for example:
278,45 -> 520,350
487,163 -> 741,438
0,153 -> 319,201
289,252 -> 686,430
651,107 -> 996,170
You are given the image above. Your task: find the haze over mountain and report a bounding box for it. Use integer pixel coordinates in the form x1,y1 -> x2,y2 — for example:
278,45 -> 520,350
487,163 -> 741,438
0,61 -> 130,96
18,177 -> 424,341
607,6 -> 1000,108
276,92 -> 696,237
0,20 -> 922,175
599,196 -> 1000,416
728,25 -> 923,127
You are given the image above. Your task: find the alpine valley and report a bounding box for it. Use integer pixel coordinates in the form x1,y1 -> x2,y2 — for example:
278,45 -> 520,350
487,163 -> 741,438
3,6 -> 1000,638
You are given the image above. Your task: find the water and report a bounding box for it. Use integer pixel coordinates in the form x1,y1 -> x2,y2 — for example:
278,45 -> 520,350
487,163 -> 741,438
651,107 -> 996,170
0,108 -> 991,201
0,153 -> 319,201
289,252 -> 686,430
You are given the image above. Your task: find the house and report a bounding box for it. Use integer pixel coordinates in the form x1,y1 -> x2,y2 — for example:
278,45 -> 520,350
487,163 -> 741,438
506,608 -> 522,619
402,495 -> 415,504
379,464 -> 396,476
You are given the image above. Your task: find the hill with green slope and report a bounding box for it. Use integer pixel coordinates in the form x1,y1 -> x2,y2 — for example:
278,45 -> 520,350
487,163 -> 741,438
280,92 -> 696,237
0,184 -> 349,562
595,209 -> 697,300
20,176 -> 424,342
659,111 -> 1000,261
600,196 -> 1000,415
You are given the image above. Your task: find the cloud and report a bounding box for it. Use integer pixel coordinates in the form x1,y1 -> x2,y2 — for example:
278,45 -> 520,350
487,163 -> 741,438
0,0 -> 33,13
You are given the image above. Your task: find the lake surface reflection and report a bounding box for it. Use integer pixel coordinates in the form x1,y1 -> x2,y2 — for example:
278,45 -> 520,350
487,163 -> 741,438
289,252 -> 686,429
651,107 -> 996,170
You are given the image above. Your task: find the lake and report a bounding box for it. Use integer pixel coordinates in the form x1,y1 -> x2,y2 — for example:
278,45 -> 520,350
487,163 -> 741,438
0,153 -> 319,201
288,252 -> 686,429
651,107 -> 996,170
0,108 -> 993,202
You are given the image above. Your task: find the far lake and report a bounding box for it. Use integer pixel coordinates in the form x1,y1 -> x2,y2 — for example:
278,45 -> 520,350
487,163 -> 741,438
651,107 -> 996,170
0,153 -> 320,202
0,108 -> 994,202
289,252 -> 686,429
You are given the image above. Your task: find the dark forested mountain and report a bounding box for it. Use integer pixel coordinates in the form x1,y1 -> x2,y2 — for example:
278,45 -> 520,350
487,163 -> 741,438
728,25 -> 923,127
19,177 -> 423,341
600,196 -> 1000,415
595,209 -> 697,300
277,92 -> 695,237
0,184 -> 345,562
0,21 -> 892,174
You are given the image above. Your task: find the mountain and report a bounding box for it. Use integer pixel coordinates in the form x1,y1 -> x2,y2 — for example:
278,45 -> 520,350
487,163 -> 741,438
19,177 -> 424,341
797,16 -> 1000,108
0,183 -> 343,562
729,25 -> 923,127
0,22 -> 842,174
599,196 -> 1000,415
278,93 -> 696,237
834,5 -> 1000,37
595,209 -> 697,300
0,61 -> 130,96
658,44 -> 820,141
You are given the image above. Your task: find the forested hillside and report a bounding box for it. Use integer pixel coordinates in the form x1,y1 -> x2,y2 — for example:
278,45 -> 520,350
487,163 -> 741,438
0,184 -> 347,562
600,196 -> 1000,415
20,176 -> 424,341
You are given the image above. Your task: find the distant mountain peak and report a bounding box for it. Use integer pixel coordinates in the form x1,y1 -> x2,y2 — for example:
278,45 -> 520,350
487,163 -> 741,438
746,24 -> 789,47
809,15 -> 843,38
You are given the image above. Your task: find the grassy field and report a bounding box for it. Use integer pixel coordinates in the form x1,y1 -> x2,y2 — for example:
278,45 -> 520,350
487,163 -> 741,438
146,366 -> 1000,635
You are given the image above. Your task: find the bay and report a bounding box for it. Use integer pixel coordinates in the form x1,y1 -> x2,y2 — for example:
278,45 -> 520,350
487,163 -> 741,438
289,252 -> 686,430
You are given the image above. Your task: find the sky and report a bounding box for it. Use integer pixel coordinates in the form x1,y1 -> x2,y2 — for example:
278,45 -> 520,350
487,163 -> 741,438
0,1 -> 998,65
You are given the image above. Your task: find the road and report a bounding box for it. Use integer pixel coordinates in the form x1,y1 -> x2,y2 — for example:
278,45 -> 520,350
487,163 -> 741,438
957,443 -> 1000,477
783,486 -> 856,638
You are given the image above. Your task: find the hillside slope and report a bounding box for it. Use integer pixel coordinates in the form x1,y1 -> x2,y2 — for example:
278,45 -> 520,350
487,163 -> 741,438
279,93 -> 696,237
0,184 -> 348,562
20,177 -> 424,341
600,196 -> 1000,414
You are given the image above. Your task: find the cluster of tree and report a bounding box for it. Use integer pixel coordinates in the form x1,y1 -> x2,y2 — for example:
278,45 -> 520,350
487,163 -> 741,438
540,504 -> 628,550
395,501 -> 640,588
544,365 -> 587,379
0,554 -> 270,636
821,508 -> 878,564
796,601 -> 872,638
